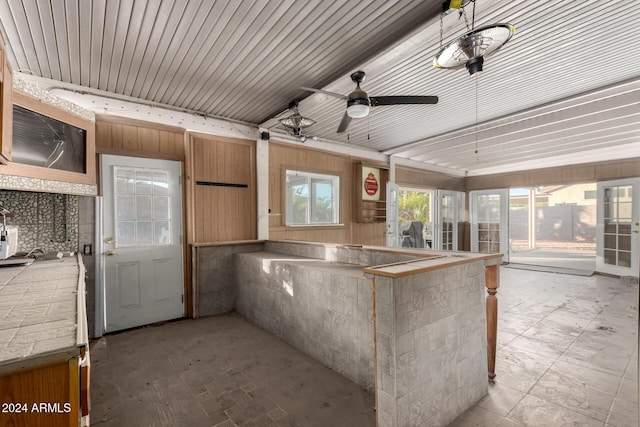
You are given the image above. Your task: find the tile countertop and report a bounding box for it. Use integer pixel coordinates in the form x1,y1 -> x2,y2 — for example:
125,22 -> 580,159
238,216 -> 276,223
0,255 -> 86,373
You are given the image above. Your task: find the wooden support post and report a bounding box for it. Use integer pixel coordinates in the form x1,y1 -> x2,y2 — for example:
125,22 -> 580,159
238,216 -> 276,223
485,264 -> 499,382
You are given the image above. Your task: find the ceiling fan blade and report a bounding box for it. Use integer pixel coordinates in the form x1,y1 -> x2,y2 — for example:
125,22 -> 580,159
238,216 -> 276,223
370,95 -> 438,106
299,87 -> 348,99
337,111 -> 352,133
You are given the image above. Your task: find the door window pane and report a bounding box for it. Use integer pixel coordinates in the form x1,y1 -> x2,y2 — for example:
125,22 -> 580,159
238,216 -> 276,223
602,184 -> 632,267
114,166 -> 173,247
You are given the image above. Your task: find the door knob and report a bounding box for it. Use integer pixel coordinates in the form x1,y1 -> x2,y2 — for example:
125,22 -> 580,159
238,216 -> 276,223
105,249 -> 119,256
105,237 -> 114,244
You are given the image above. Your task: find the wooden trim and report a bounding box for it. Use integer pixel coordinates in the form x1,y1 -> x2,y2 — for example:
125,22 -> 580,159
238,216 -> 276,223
371,276 -> 380,427
95,145 -> 184,161
80,363 -> 90,417
191,239 -> 266,248
182,156 -> 192,318
1,47 -> 12,163
192,245 -> 198,318
188,131 -> 255,146
184,130 -> 193,316
68,357 -> 79,427
363,253 -> 503,278
485,264 -> 499,381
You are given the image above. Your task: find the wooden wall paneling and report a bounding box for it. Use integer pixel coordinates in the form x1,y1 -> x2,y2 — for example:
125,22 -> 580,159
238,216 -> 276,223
395,165 -> 465,192
595,159 -> 640,181
110,123 -> 124,149
121,124 -> 138,151
137,127 -> 160,152
561,164 -> 595,183
95,117 -> 185,160
352,222 -> 386,246
269,165 -> 282,227
190,134 -> 256,243
466,158 -> 640,191
268,140 -> 355,244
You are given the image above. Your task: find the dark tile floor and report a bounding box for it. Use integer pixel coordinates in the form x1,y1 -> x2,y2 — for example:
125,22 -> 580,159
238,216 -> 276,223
90,267 -> 638,426
90,312 -> 375,427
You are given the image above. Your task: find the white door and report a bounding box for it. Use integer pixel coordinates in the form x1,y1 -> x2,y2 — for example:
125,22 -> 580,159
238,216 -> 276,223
434,190 -> 464,251
596,178 -> 639,276
470,189 -> 509,261
386,181 -> 399,247
101,155 -> 184,332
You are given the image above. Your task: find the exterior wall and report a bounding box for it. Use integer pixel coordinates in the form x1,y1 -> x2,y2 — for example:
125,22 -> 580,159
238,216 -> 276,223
235,251 -> 375,391
194,243 -> 264,317
373,261 -> 488,427
510,205 -> 596,243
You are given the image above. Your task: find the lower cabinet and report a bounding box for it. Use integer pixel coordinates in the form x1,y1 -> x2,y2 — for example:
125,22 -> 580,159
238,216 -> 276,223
0,353 -> 90,427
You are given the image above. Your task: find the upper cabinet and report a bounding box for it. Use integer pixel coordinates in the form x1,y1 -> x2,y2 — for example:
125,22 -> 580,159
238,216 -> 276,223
0,33 -> 12,163
0,90 -> 96,185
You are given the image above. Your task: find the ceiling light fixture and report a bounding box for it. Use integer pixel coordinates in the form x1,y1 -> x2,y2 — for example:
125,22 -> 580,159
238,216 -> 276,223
279,101 -> 316,136
346,81 -> 370,118
433,1 -> 515,75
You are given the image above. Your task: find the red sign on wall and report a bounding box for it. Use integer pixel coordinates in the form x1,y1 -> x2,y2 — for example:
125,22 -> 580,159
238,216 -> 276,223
362,166 -> 380,200
364,172 -> 378,195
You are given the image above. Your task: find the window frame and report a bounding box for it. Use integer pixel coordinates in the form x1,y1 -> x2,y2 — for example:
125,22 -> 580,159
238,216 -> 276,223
284,169 -> 341,226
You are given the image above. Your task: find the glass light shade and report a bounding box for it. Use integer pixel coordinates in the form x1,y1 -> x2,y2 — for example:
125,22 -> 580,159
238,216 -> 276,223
279,113 -> 315,129
433,23 -> 515,71
347,103 -> 370,118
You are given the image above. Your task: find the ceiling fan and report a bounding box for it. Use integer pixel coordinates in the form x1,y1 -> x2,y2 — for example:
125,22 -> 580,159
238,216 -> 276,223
301,70 -> 438,133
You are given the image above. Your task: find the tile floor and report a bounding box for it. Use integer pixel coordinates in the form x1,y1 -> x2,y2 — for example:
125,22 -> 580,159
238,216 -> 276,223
90,267 -> 638,426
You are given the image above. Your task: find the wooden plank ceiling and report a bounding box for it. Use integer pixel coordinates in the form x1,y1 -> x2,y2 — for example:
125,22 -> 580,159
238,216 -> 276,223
0,0 -> 639,176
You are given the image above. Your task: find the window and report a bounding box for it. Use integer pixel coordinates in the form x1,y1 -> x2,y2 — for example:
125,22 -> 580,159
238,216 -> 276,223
285,170 -> 339,225
114,166 -> 172,247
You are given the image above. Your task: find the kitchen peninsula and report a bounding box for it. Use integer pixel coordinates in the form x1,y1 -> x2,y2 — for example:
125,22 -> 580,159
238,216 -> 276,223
196,240 -> 502,427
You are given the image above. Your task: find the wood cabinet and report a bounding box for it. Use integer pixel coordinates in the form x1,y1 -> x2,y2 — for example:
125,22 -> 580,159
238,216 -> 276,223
0,90 -> 96,185
0,33 -> 12,163
354,162 -> 389,223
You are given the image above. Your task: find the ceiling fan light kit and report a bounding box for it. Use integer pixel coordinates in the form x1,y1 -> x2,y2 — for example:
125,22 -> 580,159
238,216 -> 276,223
347,103 -> 370,118
434,24 -> 515,75
434,0 -> 515,75
279,101 -> 316,136
301,70 -> 438,133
